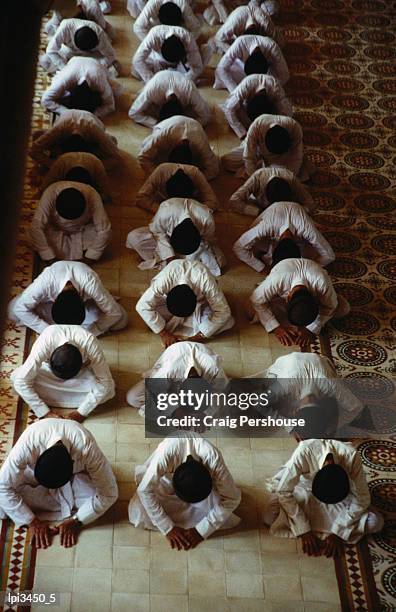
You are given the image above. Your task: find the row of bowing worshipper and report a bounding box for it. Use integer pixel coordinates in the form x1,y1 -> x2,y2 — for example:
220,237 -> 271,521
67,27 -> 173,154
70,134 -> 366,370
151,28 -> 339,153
0,0 -> 384,558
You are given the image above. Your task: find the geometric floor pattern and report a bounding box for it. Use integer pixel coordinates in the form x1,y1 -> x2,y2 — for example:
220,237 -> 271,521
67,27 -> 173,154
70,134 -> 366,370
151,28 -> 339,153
1,0 -> 395,610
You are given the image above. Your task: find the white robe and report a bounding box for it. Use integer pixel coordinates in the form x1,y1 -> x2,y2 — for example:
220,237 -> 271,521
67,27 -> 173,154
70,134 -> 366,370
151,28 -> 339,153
222,74 -> 292,139
40,18 -> 116,74
138,116 -> 220,180
262,352 -> 363,428
213,5 -> 280,53
266,438 -> 378,543
11,324 -> 115,418
229,167 -> 314,217
0,419 -> 117,527
203,0 -> 278,26
133,0 -> 201,40
129,70 -> 211,128
41,57 -> 121,118
128,0 -> 194,18
30,181 -> 111,262
251,257 -> 347,335
233,202 -> 335,271
222,114 -> 312,180
126,340 -> 227,413
214,35 -> 289,92
45,0 -> 115,39
135,162 -> 219,213
41,152 -> 110,199
30,109 -> 122,168
131,25 -> 204,83
126,198 -> 225,275
8,260 -> 127,336
136,259 -> 234,338
129,432 -> 241,537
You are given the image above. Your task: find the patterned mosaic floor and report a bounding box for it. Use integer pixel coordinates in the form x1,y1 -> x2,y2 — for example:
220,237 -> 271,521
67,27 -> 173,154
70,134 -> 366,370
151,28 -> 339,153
1,0 -> 396,610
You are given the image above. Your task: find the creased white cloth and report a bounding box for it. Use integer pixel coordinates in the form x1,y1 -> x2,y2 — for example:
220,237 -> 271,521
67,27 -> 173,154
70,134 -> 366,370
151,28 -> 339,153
41,152 -> 110,198
266,438 -> 374,543
126,198 -> 225,275
233,202 -> 335,271
136,259 -> 234,337
30,181 -> 111,262
42,57 -> 120,118
214,35 -> 289,92
40,18 -> 116,74
129,70 -> 211,127
133,0 -> 201,40
229,167 -> 314,216
250,257 -> 340,335
131,25 -> 204,82
45,0 -> 115,38
135,162 -> 219,213
30,109 -> 122,168
8,260 -> 126,336
0,419 -> 117,527
212,5 -> 281,53
262,352 -> 363,428
128,432 -> 241,538
126,341 -> 227,413
222,74 -> 292,139
11,325 -> 115,418
138,116 -> 220,180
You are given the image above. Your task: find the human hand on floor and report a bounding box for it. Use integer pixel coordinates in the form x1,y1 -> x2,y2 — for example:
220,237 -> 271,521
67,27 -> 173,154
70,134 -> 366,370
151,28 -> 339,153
66,410 -> 86,423
29,518 -> 54,549
184,527 -> 204,549
273,325 -> 298,346
300,530 -> 321,556
322,534 -> 343,558
159,329 -> 180,348
295,327 -> 316,349
166,526 -> 192,550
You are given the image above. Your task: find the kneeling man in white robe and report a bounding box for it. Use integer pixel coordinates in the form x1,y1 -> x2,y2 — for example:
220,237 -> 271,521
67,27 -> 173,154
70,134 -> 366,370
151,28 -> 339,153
0,419 -> 118,549
8,261 -> 127,336
263,351 -> 364,430
222,114 -> 313,181
126,340 -> 226,414
250,257 -> 350,348
11,324 -> 115,422
30,181 -> 111,262
229,167 -> 314,217
136,259 -> 234,347
138,116 -> 220,180
135,163 -> 219,213
233,201 -> 334,272
129,432 -> 241,549
126,198 -> 225,276
129,70 -> 211,128
263,439 -> 383,556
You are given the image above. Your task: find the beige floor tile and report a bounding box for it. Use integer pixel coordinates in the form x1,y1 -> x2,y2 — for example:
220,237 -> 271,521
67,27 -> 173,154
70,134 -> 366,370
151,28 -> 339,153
113,545 -> 150,569
150,569 -> 188,595
303,603 -> 342,611
298,554 -> 335,577
111,593 -> 150,612
226,572 -> 264,599
263,575 -> 303,601
187,548 -> 225,572
151,548 -> 188,572
150,594 -> 188,612
32,593 -> 72,612
261,552 -> 300,575
78,524 -> 114,546
33,567 -> 73,592
225,551 -> 261,573
114,521 -> 150,547
116,422 -> 145,443
223,529 -> 261,551
74,543 -> 113,569
35,544 -> 75,567
71,591 -> 111,612
188,571 -> 226,597
301,575 -> 340,603
259,530 -> 297,553
189,596 -> 229,612
72,568 -> 112,592
112,569 -> 150,593
112,461 -> 135,482
228,600 -> 272,612
115,442 -> 149,462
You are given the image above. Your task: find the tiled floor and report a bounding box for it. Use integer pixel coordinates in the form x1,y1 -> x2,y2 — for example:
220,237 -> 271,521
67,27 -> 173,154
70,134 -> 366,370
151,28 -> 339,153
30,1 -> 342,610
